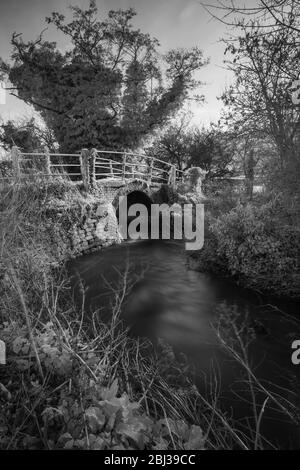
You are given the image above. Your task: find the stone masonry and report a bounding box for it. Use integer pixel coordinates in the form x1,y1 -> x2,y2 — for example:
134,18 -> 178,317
70,201 -> 122,257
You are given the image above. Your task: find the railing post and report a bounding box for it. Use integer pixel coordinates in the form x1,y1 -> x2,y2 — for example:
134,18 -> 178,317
110,161 -> 114,177
122,153 -> 127,181
11,146 -> 21,182
80,148 -> 90,191
168,165 -> 176,189
148,158 -> 154,185
89,148 -> 97,188
44,150 -> 51,176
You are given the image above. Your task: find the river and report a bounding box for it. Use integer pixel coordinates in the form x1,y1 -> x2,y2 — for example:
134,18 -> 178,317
68,239 -> 300,449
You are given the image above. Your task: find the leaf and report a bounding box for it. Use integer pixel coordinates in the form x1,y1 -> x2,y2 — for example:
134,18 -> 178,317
12,337 -> 30,355
100,399 -> 122,420
116,422 -> 145,450
14,358 -> 31,370
111,444 -> 126,450
73,438 -> 86,449
85,406 -> 105,434
106,407 -> 120,431
57,432 -> 73,447
169,419 -> 189,440
91,436 -> 106,450
184,425 -> 204,450
64,439 -> 75,449
102,378 -> 118,400
153,436 -> 168,450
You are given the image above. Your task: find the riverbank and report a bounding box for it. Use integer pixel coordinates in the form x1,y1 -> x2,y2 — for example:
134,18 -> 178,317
191,184 -> 300,301
1,180 -> 299,449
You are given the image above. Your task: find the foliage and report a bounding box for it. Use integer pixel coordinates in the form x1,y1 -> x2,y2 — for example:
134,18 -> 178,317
264,150 -> 300,205
207,199 -> 300,297
1,2 -> 207,152
0,117 -> 56,152
0,321 -> 204,450
0,160 -> 13,178
204,178 -> 241,215
0,179 -> 91,320
147,121 -> 235,176
220,12 -> 300,199
204,1 -> 300,205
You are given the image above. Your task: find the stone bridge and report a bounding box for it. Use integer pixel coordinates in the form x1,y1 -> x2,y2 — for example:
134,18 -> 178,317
69,166 -> 205,257
2,147 -> 206,258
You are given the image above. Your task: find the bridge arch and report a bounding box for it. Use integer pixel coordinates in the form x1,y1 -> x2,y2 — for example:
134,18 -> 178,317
112,180 -> 154,219
111,182 -> 153,241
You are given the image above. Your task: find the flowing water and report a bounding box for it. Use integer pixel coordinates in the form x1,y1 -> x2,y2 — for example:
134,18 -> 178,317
68,239 -> 300,449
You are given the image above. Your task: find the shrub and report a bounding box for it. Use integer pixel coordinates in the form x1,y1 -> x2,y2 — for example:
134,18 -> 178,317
204,178 -> 241,217
208,199 -> 300,297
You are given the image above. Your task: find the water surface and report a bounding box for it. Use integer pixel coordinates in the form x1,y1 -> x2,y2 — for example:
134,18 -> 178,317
68,239 -> 300,449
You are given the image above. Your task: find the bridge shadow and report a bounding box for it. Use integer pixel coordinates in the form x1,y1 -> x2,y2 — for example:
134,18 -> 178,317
115,190 -> 153,220
114,189 -> 181,242
115,190 -> 153,241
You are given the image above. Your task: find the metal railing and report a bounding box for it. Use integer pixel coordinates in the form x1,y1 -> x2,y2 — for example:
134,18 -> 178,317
0,147 -> 184,189
94,150 -> 183,186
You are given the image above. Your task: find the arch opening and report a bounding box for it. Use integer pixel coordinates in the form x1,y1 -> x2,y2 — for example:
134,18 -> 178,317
114,190 -> 153,240
115,190 -> 153,221
114,189 -> 179,242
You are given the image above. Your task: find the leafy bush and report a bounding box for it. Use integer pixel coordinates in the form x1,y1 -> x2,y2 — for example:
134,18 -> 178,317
204,178 -> 241,217
207,200 -> 300,297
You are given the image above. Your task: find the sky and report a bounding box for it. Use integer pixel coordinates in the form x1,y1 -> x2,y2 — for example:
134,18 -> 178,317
0,0 -> 237,128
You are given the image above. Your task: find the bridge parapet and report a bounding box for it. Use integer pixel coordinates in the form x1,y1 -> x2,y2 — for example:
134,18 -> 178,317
1,147 -> 184,192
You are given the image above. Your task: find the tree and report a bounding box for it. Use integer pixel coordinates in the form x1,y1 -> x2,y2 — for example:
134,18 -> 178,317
235,136 -> 261,201
1,2 -> 207,152
214,3 -> 300,202
189,126 -> 235,178
202,0 -> 300,36
0,117 -> 56,152
146,114 -> 192,170
147,121 -> 235,177
221,22 -> 300,169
